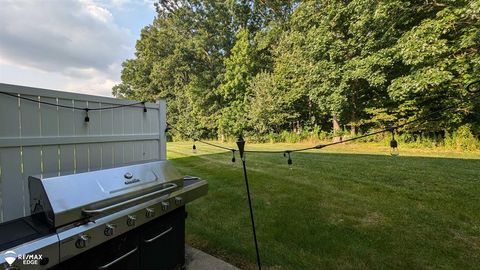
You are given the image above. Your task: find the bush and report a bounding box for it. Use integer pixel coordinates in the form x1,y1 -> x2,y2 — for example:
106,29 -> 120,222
451,125 -> 479,151
280,130 -> 301,143
224,125 -> 480,151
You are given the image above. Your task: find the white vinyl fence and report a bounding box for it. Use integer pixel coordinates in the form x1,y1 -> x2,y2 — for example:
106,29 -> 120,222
0,83 -> 166,223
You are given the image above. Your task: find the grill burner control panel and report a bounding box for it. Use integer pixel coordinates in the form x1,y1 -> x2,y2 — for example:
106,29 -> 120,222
58,194 -> 189,260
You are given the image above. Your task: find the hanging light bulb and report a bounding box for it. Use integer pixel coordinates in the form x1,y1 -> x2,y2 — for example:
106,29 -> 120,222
390,129 -> 399,156
192,139 -> 197,154
84,108 -> 90,123
286,151 -> 293,168
142,102 -> 147,113
231,150 -> 236,163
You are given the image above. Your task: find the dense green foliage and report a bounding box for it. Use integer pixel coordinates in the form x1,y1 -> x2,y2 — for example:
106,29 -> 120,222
114,0 -> 480,142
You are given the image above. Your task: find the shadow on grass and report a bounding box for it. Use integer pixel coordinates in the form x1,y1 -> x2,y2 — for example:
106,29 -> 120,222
170,150 -> 480,270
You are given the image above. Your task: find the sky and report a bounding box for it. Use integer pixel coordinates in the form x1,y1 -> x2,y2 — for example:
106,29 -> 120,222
0,0 -> 157,97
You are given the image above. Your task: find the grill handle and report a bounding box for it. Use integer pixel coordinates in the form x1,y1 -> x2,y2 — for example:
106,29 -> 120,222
83,183 -> 178,216
97,247 -> 138,269
144,227 -> 173,243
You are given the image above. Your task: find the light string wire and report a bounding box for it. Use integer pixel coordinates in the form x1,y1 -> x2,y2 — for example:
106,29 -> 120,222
0,91 -> 150,122
166,80 -> 480,157
0,91 -> 148,111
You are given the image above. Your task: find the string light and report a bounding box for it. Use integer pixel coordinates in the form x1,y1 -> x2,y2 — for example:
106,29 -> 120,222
192,139 -> 197,154
142,102 -> 147,112
231,150 -> 236,163
285,151 -> 293,169
389,128 -> 399,156
84,109 -> 90,123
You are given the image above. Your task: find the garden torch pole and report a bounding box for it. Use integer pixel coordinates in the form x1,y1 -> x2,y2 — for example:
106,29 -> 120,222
237,135 -> 262,270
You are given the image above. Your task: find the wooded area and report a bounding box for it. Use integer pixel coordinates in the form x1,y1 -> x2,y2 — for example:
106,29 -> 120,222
113,0 -> 480,145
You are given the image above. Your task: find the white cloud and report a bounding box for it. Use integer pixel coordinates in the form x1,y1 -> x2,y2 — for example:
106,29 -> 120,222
64,76 -> 118,96
0,0 -> 137,96
103,0 -> 156,10
83,1 -> 114,23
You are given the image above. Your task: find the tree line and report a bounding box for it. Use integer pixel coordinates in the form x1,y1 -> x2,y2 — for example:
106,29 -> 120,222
113,0 -> 480,143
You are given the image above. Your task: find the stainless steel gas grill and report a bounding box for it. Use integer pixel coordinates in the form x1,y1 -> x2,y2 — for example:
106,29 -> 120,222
0,160 -> 208,270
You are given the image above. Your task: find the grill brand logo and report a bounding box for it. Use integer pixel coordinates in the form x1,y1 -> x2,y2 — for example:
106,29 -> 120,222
3,250 -> 16,265
2,250 -> 43,267
124,178 -> 141,185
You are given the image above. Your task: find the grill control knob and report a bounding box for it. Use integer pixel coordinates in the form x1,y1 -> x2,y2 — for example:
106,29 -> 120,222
127,215 -> 137,226
175,197 -> 183,205
146,208 -> 155,218
104,224 -> 116,236
161,201 -> 170,211
75,234 -> 90,249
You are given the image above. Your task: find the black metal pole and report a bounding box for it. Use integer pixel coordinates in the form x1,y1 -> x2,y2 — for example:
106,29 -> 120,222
236,136 -> 262,270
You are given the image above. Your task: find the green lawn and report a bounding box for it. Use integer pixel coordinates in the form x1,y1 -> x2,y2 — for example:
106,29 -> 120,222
168,142 -> 480,270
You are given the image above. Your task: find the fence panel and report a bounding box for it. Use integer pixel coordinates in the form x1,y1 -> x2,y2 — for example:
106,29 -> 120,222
0,83 -> 166,223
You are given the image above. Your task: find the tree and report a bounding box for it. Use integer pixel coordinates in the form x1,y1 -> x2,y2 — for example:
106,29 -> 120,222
114,0 -> 480,141
218,28 -> 254,138
389,0 -> 480,133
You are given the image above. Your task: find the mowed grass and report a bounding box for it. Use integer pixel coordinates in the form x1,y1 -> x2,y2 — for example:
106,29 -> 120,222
168,142 -> 480,270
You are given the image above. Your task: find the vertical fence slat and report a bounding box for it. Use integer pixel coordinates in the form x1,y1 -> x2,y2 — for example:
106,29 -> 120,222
148,140 -> 159,160
60,145 -> 75,175
20,95 -> 41,137
101,105 -> 113,135
0,94 -> 20,222
89,143 -> 102,170
0,148 -> 23,221
22,146 -> 42,215
148,108 -> 159,135
124,107 -> 134,135
133,141 -> 144,162
42,145 -> 59,175
132,107 -> 142,134
114,142 -> 124,166
124,142 -> 134,164
143,141 -> 151,161
58,99 -> 75,136
101,143 -> 114,169
75,144 -> 89,173
0,95 -> 20,138
40,97 -> 59,137
113,107 -> 124,135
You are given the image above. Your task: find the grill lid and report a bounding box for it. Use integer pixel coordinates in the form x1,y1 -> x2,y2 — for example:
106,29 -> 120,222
29,160 -> 183,229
